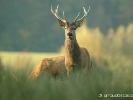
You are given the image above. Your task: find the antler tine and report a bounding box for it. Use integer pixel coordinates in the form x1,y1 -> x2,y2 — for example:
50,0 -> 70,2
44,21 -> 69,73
51,5 -> 60,19
55,4 -> 59,14
74,12 -> 80,22
76,6 -> 90,21
51,5 -> 66,23
63,11 -> 67,20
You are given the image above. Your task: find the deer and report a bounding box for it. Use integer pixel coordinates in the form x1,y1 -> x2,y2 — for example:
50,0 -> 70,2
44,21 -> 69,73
27,56 -> 66,80
27,5 -> 92,81
51,5 -> 92,77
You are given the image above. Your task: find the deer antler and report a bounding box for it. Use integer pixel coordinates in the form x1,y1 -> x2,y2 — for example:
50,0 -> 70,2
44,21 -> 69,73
63,11 -> 67,21
74,12 -> 80,22
74,6 -> 90,22
51,5 -> 67,23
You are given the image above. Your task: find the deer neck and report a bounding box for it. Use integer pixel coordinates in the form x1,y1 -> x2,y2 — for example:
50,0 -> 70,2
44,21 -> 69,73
65,35 -> 81,65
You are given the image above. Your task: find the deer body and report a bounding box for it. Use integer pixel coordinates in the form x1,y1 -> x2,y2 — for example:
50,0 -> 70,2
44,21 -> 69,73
28,56 -> 66,80
28,5 -> 92,80
51,5 -> 92,76
64,23 -> 92,76
65,39 -> 91,74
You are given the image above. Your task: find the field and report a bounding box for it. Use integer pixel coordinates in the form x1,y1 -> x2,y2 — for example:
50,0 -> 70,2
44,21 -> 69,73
0,23 -> 133,100
0,51 -> 61,67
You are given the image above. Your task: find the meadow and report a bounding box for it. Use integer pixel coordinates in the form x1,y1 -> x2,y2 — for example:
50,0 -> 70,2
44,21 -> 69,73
0,23 -> 133,100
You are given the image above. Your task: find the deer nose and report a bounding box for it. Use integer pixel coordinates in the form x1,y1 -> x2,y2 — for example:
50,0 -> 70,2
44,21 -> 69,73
67,32 -> 72,36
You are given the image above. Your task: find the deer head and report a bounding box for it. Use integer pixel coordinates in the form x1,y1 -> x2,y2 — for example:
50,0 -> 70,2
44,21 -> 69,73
51,5 -> 90,40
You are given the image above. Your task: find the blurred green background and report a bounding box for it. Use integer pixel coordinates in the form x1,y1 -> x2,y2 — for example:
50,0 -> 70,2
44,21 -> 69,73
0,0 -> 133,52
0,0 -> 133,100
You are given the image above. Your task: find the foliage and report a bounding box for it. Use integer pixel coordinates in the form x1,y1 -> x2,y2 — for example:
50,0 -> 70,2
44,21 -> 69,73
0,0 -> 133,52
0,22 -> 133,100
0,51 -> 60,67
60,22 -> 133,58
0,56 -> 133,100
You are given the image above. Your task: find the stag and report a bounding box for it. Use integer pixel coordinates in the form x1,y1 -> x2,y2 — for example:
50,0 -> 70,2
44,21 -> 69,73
28,5 -> 92,80
51,5 -> 92,76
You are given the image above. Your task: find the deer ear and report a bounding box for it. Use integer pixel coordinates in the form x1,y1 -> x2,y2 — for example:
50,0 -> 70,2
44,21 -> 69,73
58,19 -> 65,27
76,19 -> 84,27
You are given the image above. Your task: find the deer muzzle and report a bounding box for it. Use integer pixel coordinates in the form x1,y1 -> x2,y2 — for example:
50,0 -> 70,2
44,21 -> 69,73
67,32 -> 72,36
67,32 -> 73,39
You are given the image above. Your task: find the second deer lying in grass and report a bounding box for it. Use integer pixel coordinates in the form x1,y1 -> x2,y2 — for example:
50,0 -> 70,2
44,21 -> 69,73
28,5 -> 92,80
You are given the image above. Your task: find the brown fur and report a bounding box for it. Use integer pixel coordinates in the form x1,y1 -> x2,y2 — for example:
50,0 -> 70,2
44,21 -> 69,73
50,5 -> 92,75
65,36 -> 92,76
27,56 -> 66,80
28,6 -> 92,80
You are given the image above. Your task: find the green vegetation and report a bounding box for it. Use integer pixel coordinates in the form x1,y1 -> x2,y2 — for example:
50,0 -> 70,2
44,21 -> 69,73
0,0 -> 133,52
0,23 -> 133,100
0,1 -> 133,100
0,51 -> 61,67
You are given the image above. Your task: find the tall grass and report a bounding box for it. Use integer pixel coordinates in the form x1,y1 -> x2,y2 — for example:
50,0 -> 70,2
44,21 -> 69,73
0,58 -> 133,100
0,23 -> 133,100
